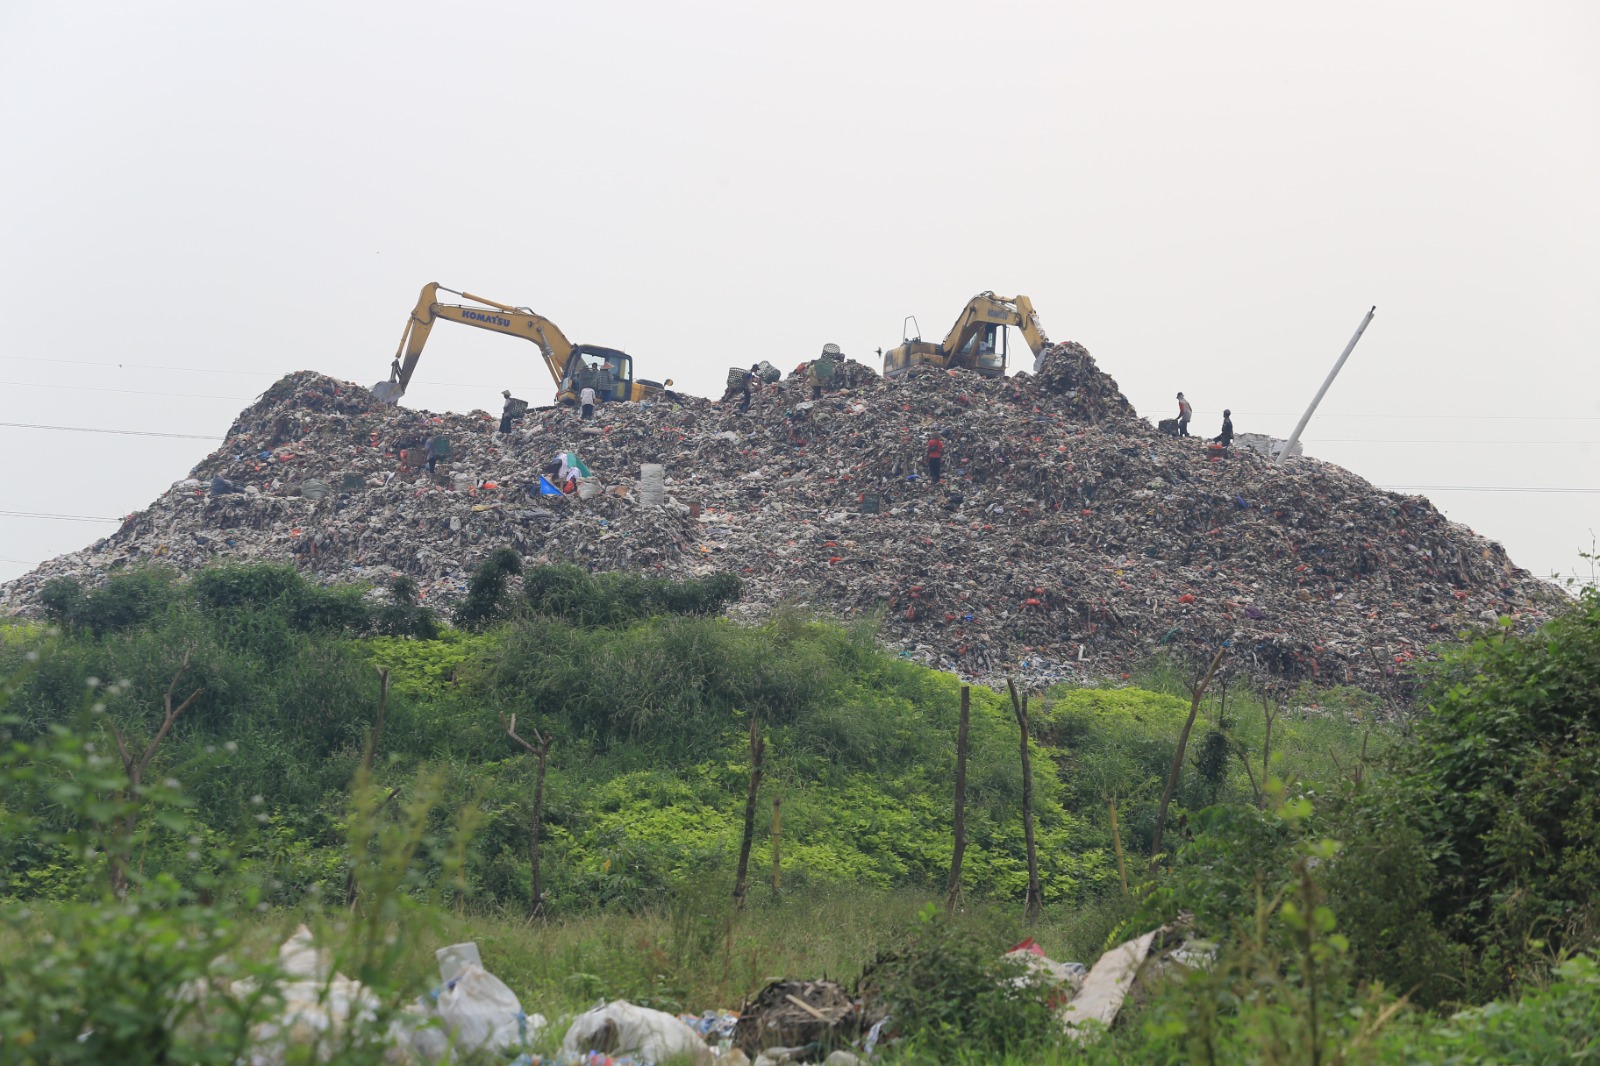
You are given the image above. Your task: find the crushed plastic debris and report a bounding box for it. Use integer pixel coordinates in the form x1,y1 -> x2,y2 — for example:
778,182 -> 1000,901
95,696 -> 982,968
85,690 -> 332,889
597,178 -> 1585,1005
1,349 -> 1564,695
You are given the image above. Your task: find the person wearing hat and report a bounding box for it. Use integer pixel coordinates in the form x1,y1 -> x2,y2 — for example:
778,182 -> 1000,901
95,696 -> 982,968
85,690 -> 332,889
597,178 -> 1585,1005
499,389 -> 527,434
1213,409 -> 1234,449
1176,392 -> 1193,437
806,359 -> 824,401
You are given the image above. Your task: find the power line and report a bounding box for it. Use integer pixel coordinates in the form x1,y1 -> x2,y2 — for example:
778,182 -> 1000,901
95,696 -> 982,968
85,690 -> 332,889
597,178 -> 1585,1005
0,421 -> 223,440
1246,411 -> 1600,421
1315,439 -> 1600,445
0,509 -> 122,523
1380,485 -> 1600,494
0,356 -> 271,377
0,380 -> 250,401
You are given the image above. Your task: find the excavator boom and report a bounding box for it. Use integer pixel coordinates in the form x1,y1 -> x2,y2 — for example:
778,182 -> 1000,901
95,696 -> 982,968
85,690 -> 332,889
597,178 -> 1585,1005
376,283 -> 670,406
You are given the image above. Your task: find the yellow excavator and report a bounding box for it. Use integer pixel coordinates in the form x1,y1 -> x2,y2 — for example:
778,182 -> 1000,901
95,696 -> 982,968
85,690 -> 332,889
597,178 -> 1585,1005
882,292 -> 1051,379
373,283 -> 672,406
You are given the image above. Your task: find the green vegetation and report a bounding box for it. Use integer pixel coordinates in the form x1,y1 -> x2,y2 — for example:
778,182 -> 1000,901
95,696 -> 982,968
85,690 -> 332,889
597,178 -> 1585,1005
1,561 -> 1597,1063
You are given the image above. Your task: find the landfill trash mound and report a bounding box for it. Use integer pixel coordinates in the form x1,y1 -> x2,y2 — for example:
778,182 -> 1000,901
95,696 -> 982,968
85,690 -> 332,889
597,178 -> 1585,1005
1,346 -> 1565,696
1026,341 -> 1139,426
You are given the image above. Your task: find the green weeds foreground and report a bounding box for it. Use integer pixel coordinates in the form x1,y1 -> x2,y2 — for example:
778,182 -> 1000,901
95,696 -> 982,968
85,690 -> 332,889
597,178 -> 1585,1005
1,563 -> 1597,1062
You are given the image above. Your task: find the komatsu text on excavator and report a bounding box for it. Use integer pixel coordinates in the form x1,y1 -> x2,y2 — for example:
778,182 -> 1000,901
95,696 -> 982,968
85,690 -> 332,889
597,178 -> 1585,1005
373,283 -> 672,406
882,292 -> 1050,379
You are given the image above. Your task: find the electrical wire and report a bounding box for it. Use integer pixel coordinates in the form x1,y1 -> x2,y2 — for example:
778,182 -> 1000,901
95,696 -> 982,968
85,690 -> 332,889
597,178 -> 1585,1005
0,355 -> 271,377
1241,411 -> 1600,421
1379,485 -> 1600,494
0,509 -> 122,523
1314,439 -> 1600,445
0,380 -> 251,401
0,421 -> 223,440
3,418 -> 1596,449
5,357 -> 1596,421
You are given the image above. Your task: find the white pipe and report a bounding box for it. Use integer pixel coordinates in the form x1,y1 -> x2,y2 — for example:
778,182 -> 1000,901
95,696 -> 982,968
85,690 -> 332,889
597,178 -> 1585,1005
1277,306 -> 1377,465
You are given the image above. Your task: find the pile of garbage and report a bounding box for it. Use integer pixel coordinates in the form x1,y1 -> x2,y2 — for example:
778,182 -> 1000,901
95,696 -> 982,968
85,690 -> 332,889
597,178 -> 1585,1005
226,921 -> 1203,1064
1,346 -> 1564,694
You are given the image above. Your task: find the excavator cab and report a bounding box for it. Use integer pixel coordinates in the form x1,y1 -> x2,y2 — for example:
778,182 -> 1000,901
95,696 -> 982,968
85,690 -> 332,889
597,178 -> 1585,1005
957,323 -> 1008,375
558,346 -> 672,405
882,292 -> 1047,380
561,346 -> 634,404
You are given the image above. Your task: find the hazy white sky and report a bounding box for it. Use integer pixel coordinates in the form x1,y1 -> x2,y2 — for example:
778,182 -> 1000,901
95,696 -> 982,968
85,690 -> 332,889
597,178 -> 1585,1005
2,0 -> 1596,588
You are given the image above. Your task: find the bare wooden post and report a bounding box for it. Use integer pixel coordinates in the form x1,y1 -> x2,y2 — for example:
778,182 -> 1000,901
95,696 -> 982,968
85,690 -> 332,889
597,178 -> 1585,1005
771,796 -> 782,894
733,717 -> 765,910
502,712 -> 553,917
105,650 -> 204,895
1008,678 -> 1043,922
360,668 -> 391,775
1149,646 -> 1227,874
1261,690 -> 1284,785
945,684 -> 971,909
1108,796 -> 1129,895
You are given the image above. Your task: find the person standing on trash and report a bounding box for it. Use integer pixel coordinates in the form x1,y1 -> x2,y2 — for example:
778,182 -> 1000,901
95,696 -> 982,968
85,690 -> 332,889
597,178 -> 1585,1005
580,384 -> 596,420
806,359 -> 824,401
739,364 -> 758,412
499,390 -> 526,435
1213,409 -> 1234,449
596,361 -> 616,402
1176,392 -> 1193,437
926,430 -> 945,483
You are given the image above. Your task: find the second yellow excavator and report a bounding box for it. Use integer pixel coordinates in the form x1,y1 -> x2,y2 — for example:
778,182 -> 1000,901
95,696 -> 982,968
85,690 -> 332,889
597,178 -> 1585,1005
882,292 -> 1051,379
373,283 -> 672,406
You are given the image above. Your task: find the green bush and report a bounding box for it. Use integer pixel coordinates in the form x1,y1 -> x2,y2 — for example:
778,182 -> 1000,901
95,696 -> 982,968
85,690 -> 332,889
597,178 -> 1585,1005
1362,589 -> 1600,999
453,547 -> 523,630
39,568 -> 180,638
523,563 -> 743,627
862,905 -> 1058,1061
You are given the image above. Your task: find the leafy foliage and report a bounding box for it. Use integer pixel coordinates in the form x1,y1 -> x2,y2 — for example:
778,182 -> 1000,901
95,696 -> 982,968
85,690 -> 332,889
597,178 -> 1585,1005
39,569 -> 180,638
1356,590 -> 1600,999
453,546 -> 523,630
863,904 -> 1058,1061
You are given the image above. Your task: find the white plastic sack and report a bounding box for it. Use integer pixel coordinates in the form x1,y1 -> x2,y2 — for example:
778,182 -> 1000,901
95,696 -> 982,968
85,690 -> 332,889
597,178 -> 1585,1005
435,964 -> 543,1053
242,925 -> 408,1066
407,942 -> 544,1061
561,1000 -> 713,1066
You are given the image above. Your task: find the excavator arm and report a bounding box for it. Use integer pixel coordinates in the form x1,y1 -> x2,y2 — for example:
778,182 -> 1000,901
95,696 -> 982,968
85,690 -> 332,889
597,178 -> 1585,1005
935,292 -> 1052,360
884,292 -> 1051,379
376,283 -> 671,406
385,283 -> 575,400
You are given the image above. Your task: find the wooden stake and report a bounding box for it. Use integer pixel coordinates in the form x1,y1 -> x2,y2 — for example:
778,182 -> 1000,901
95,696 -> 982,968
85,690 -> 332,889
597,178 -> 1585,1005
361,668 -> 391,775
1008,678 -> 1042,922
771,795 -> 782,894
945,685 -> 971,909
1109,796 -> 1129,895
733,717 -> 765,910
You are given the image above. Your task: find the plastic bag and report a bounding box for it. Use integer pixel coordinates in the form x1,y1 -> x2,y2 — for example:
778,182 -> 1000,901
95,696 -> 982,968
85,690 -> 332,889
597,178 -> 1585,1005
562,1000 -> 714,1066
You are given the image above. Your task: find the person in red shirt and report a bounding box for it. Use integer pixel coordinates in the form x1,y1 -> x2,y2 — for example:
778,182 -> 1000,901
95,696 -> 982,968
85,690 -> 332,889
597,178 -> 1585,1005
926,432 -> 945,483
